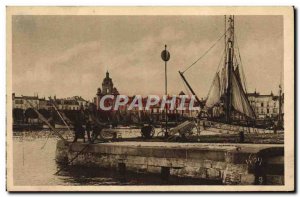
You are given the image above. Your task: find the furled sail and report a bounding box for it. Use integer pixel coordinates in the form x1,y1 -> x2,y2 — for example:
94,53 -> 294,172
234,67 -> 241,87
231,69 -> 256,119
220,67 -> 227,96
206,73 -> 221,108
234,66 -> 245,91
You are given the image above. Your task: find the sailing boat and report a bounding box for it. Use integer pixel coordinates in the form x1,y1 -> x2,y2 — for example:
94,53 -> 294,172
180,15 -> 257,126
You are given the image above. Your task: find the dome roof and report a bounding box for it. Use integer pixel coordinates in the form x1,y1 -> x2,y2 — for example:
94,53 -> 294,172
102,71 -> 113,85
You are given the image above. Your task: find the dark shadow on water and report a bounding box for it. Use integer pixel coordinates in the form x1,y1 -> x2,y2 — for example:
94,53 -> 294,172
56,165 -> 223,185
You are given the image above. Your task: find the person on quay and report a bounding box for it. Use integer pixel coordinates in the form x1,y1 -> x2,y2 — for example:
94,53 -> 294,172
73,115 -> 85,143
85,119 -> 92,143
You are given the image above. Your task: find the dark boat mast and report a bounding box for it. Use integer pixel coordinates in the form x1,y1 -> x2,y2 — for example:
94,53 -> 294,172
225,15 -> 234,123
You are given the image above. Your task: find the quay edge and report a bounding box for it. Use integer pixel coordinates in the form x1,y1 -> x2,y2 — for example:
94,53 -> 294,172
56,140 -> 284,185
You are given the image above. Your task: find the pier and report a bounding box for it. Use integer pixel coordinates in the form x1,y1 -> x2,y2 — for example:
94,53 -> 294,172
56,140 -> 284,185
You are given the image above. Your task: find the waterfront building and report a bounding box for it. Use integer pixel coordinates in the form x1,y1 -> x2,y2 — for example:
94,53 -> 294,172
12,93 -> 42,124
53,96 -> 88,111
72,96 -> 89,109
54,98 -> 80,111
12,93 -> 40,110
12,93 -> 89,126
247,91 -> 284,120
12,93 -> 88,111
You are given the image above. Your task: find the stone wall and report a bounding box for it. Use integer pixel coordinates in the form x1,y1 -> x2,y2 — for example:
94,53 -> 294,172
56,141 -> 284,185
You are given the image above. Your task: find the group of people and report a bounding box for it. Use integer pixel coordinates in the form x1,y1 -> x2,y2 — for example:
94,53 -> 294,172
72,115 -> 102,143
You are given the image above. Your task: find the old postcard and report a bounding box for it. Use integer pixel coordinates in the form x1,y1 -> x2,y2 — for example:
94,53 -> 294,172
6,6 -> 294,192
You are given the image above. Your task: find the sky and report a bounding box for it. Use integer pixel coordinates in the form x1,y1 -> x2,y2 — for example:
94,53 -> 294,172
12,15 -> 283,101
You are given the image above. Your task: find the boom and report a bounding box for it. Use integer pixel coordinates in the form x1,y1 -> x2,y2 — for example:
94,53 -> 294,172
178,71 -> 203,107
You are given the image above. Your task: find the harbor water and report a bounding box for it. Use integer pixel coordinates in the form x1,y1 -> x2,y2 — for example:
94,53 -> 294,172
13,130 -> 219,186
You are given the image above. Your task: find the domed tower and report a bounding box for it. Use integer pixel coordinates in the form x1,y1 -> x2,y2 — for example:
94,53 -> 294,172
94,70 -> 119,110
102,71 -> 114,95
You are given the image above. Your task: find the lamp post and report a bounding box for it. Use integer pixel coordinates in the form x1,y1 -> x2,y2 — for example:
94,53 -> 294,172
161,45 -> 170,137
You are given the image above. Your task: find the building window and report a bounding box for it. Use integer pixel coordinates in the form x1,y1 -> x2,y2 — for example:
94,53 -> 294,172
267,108 -> 269,114
15,100 -> 24,104
261,102 -> 264,107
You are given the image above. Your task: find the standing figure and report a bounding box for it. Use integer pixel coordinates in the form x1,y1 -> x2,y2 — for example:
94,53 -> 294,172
73,116 -> 85,143
85,119 -> 92,142
91,123 -> 102,143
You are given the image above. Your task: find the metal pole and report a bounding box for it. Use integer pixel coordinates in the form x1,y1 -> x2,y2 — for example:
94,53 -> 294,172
165,50 -> 168,137
161,44 -> 170,137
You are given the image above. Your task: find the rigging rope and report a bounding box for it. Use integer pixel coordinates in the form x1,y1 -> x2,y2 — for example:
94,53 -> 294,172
180,47 -> 226,104
234,34 -> 248,93
182,28 -> 230,74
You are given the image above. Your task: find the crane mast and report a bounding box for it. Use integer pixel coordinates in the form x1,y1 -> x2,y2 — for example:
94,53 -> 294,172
178,71 -> 202,107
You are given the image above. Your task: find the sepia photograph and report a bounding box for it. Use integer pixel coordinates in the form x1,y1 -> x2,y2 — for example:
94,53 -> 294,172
6,6 -> 294,192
